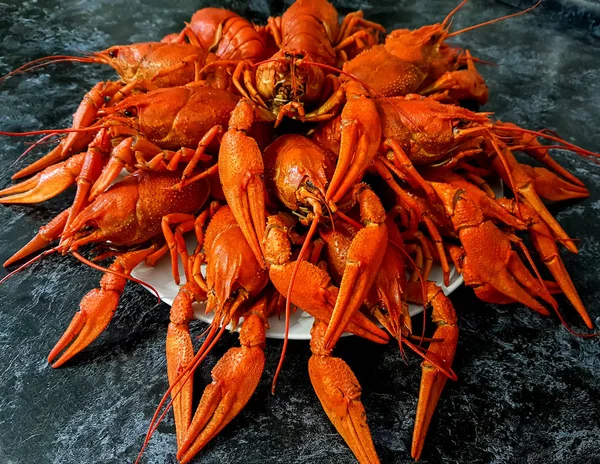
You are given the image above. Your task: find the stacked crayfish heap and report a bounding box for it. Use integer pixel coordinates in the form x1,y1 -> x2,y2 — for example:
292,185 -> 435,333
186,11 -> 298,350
0,1 -> 596,462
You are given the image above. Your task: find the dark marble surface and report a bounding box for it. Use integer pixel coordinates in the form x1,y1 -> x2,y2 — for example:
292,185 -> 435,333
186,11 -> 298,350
0,1 -> 599,463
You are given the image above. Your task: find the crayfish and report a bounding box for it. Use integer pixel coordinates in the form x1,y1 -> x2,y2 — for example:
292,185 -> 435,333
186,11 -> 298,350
0,1 -> 598,463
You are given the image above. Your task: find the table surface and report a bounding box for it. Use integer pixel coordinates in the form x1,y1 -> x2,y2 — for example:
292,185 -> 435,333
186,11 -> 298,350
0,1 -> 599,463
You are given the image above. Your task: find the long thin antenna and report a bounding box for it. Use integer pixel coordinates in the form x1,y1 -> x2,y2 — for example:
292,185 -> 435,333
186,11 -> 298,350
447,1 -> 542,38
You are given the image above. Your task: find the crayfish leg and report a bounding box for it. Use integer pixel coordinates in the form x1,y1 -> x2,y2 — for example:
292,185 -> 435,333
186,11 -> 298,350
60,129 -> 109,242
418,49 -> 489,105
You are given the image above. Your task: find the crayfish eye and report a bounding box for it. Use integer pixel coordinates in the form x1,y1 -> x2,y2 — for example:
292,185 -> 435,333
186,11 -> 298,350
108,49 -> 118,59
453,118 -> 470,129
124,106 -> 137,117
295,53 -> 304,60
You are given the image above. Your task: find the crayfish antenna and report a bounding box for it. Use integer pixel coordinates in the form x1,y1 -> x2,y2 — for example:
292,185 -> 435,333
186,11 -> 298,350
5,82 -> 112,180
0,55 -> 96,84
0,126 -> 102,139
271,208 -> 320,394
446,0 -> 542,38
0,125 -> 104,180
496,124 -> 600,162
0,247 -> 59,286
9,132 -> 62,170
441,0 -> 469,30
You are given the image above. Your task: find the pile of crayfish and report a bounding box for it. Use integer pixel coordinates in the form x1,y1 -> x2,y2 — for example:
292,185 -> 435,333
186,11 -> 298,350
0,0 -> 597,462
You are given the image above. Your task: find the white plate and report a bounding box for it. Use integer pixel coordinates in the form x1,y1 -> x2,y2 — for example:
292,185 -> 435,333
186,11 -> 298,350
131,180 -> 502,340
131,240 -> 463,340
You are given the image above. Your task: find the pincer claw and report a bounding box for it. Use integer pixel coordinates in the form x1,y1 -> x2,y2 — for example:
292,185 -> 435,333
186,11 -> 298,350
324,187 -> 388,350
519,164 -> 589,202
48,260 -> 129,367
177,310 -> 266,463
48,282 -> 123,367
0,152 -> 85,204
309,320 -> 380,464
4,208 -> 69,267
218,100 -> 268,267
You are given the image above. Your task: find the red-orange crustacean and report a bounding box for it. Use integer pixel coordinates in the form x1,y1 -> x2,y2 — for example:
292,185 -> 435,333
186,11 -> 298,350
0,1 -> 598,463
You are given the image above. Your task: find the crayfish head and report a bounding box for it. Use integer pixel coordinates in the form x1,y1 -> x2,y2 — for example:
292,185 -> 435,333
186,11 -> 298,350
386,24 -> 448,68
94,42 -> 159,82
256,49 -> 325,113
96,42 -> 210,87
263,134 -> 333,213
99,86 -> 199,148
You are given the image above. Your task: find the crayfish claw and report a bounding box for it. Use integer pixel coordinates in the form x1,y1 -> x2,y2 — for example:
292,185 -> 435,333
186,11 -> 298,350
48,285 -> 122,367
498,198 -> 593,329
4,209 -> 69,267
166,288 -> 196,448
324,187 -> 387,350
0,152 -> 86,205
267,259 -> 389,344
325,81 -> 381,205
218,100 -> 268,268
491,147 -> 578,253
519,164 -> 589,203
48,256 -> 134,367
309,320 -> 380,464
404,282 -> 458,461
177,310 -> 267,463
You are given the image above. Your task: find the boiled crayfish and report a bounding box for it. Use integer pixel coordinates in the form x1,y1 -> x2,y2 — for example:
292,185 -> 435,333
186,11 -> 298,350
0,1 -> 598,463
